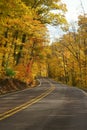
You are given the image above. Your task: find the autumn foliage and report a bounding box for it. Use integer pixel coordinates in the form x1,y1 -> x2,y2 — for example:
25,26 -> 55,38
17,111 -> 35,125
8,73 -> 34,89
0,0 -> 67,85
47,14 -> 87,89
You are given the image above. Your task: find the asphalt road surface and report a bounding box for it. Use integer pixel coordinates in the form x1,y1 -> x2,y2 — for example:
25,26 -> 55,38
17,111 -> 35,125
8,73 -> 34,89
0,78 -> 87,130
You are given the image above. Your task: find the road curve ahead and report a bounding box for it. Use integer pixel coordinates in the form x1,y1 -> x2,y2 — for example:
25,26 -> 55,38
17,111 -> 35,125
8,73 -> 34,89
0,78 -> 87,130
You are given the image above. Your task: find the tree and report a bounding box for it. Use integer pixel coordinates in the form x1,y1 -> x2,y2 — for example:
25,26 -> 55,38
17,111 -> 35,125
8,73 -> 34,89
47,15 -> 87,88
22,0 -> 67,26
0,0 -> 68,85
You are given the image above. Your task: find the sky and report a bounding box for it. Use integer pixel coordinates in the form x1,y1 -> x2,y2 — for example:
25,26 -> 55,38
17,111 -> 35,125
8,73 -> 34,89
62,0 -> 87,22
48,0 -> 87,43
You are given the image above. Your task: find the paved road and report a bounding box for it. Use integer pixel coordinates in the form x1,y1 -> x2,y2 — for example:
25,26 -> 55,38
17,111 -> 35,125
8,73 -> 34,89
0,78 -> 87,130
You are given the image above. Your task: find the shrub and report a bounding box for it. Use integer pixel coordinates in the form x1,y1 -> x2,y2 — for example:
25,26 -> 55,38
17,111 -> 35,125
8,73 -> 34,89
5,68 -> 16,77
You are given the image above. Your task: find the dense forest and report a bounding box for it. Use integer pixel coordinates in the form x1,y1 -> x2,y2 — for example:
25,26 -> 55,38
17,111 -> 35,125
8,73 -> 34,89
0,0 -> 87,92
49,15 -> 87,89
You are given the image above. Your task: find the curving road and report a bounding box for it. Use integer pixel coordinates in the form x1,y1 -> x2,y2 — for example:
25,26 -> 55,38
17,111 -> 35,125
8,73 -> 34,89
0,78 -> 87,130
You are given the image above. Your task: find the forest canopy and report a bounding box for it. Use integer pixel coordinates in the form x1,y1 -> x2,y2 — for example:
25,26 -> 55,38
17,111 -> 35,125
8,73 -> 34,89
0,0 -> 67,84
0,0 -> 87,90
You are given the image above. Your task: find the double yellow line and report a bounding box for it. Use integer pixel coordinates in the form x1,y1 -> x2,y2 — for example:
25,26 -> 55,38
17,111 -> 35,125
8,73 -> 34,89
0,85 -> 55,121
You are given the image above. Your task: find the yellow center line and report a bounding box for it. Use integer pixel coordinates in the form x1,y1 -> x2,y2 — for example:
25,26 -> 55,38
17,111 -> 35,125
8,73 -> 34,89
0,85 -> 55,121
